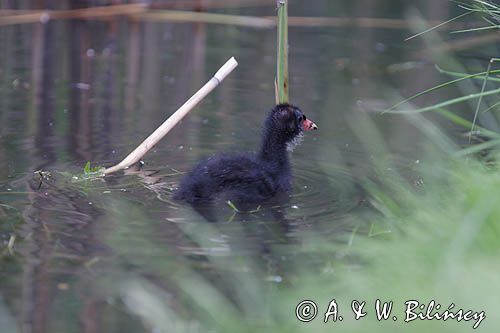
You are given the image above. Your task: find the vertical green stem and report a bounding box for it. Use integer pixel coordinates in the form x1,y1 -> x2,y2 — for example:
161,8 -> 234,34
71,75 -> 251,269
276,0 -> 289,104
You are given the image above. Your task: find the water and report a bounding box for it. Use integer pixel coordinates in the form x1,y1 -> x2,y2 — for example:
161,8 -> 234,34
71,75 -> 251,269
0,1 -> 498,332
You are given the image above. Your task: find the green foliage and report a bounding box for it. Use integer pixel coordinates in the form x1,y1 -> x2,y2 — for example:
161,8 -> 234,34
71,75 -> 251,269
83,161 -> 105,177
385,0 -> 500,141
98,153 -> 500,332
457,0 -> 500,32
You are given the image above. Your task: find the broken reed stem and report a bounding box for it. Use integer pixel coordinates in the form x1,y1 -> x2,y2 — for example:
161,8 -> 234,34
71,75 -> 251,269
276,0 -> 289,104
134,10 -> 273,28
0,4 -> 147,26
149,0 -> 273,10
0,5 -> 478,30
104,57 -> 238,175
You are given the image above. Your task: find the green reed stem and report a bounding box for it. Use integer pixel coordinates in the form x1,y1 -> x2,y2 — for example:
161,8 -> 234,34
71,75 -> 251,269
276,0 -> 289,104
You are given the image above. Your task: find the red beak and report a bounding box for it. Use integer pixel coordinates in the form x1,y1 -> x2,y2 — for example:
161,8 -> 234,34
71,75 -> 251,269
302,119 -> 318,131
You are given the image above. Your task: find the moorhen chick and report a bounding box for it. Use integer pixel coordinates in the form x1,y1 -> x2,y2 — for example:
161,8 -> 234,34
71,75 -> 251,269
173,103 -> 317,206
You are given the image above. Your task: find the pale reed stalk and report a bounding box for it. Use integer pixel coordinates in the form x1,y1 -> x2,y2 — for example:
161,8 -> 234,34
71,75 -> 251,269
104,57 -> 238,175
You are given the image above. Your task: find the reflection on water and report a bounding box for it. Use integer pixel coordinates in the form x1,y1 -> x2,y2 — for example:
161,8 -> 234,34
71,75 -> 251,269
0,0 -> 497,332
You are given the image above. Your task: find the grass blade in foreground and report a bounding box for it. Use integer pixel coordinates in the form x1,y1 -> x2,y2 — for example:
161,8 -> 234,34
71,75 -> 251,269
384,87 -> 500,114
382,67 -> 500,113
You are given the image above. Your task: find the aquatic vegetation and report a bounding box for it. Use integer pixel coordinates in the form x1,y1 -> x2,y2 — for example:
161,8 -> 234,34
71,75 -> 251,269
83,161 -> 106,177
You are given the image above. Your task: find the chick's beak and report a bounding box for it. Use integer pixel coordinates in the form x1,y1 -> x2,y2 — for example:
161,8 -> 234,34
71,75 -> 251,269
302,118 -> 318,131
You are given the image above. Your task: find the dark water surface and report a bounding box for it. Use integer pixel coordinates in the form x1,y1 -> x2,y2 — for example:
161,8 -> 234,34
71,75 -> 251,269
0,1 -> 497,332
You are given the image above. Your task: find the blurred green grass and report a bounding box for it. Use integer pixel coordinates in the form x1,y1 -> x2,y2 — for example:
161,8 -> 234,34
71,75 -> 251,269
99,137 -> 500,333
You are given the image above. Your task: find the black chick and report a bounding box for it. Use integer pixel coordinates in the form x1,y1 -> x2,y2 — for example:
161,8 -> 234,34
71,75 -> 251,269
173,103 -> 317,207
